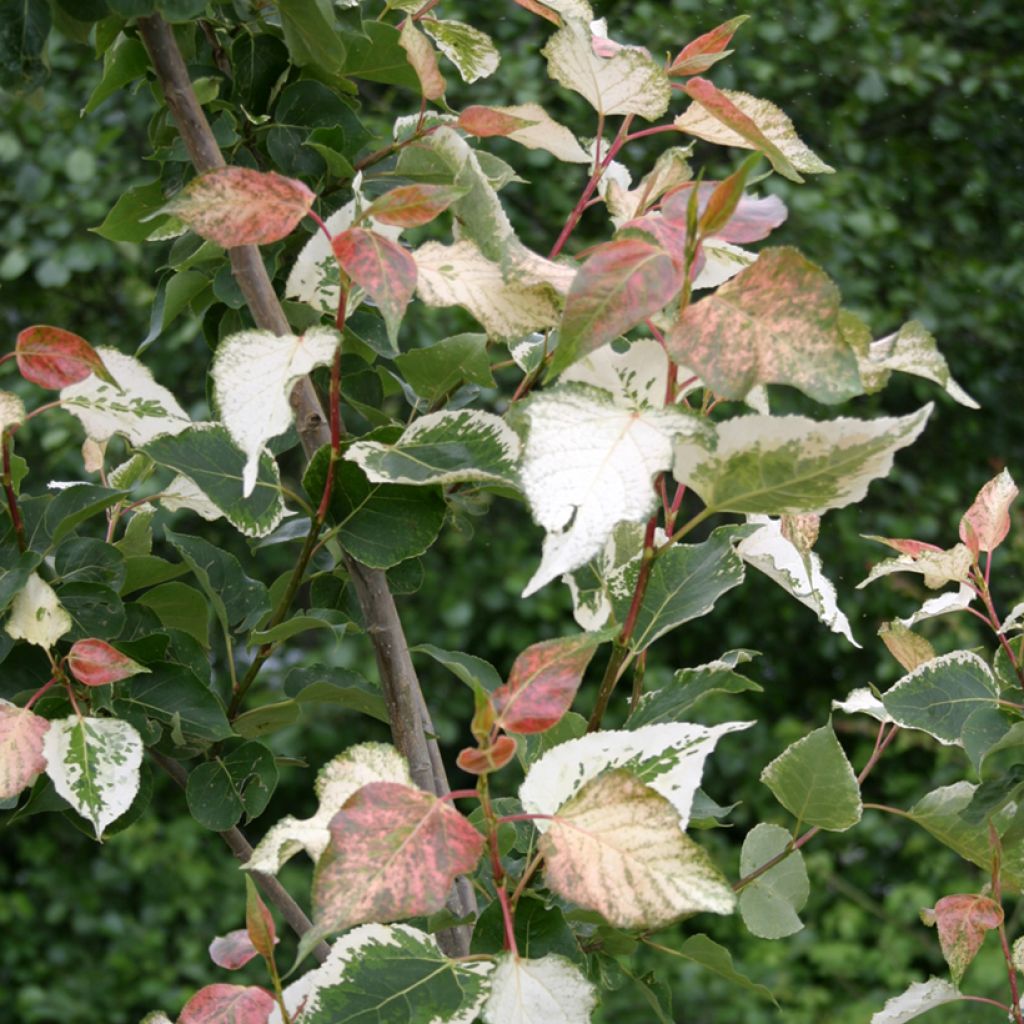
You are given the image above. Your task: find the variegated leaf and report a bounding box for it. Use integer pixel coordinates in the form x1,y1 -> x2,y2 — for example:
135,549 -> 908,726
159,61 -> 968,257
208,930 -> 263,971
178,984 -> 275,1024
562,338 -> 670,411
921,893 -> 1002,986
0,391 -> 24,434
399,20 -> 446,100
458,102 -> 591,163
0,700 -> 50,800
482,954 -> 596,1024
422,19 -> 500,83
362,184 -> 465,228
869,979 -> 961,1024
831,688 -> 893,724
878,621 -> 936,673
564,521 -> 645,631
5,573 -> 72,649
67,639 -> 149,687
332,228 -> 416,343
898,584 -> 975,628
960,468 -> 1017,553
670,16 -> 749,76
858,540 -> 972,591
605,146 -> 694,225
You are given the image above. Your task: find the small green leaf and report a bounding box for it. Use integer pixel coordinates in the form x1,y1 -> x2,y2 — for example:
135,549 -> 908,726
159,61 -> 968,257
738,823 -> 808,939
93,181 -> 170,243
394,333 -> 494,401
249,610 -> 349,645
232,701 -> 301,740
186,741 -> 278,831
284,665 -> 388,723
136,582 -> 211,648
277,0 -> 346,72
671,934 -> 777,1004
84,35 -> 149,115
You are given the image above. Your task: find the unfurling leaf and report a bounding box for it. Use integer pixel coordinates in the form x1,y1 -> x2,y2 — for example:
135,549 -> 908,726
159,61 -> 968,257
5,573 -> 72,649
482,953 -> 597,1024
399,19 -> 446,100
245,875 -> 277,962
16,325 -> 113,389
670,16 -> 749,76
178,984 -> 275,1024
158,167 -> 314,247
738,823 -> 809,939
959,469 -> 1017,554
920,893 -> 1002,986
493,634 -> 603,734
208,930 -> 263,971
0,700 -> 50,800
67,638 -> 149,687
878,621 -> 936,673
313,781 -> 484,935
456,736 -> 518,775
362,184 -> 465,228
540,770 -> 735,928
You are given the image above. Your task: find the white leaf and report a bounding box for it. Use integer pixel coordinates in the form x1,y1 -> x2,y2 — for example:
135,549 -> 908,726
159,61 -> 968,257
160,474 -> 224,522
345,410 -> 520,487
539,0 -> 594,16
692,238 -> 757,290
0,391 -> 25,433
520,720 -> 752,832
5,573 -> 72,649
858,543 -> 972,591
520,385 -> 713,596
474,102 -> 591,163
61,347 -> 191,446
737,516 -> 859,646
245,743 -> 411,875
870,978 -> 961,1023
675,88 -> 834,175
423,19 -> 500,83
832,688 -> 892,724
542,18 -> 670,120
211,328 -> 341,496
0,699 -> 50,799
482,954 -> 597,1024
898,584 -> 975,628
42,715 -> 143,839
1002,602 -> 1024,635
561,338 -> 668,410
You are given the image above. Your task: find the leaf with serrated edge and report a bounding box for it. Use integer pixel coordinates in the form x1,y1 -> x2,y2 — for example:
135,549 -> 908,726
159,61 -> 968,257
423,19 -> 499,83
459,102 -> 590,163
212,328 -> 339,496
520,720 -> 752,832
5,573 -> 72,649
482,953 -> 597,1024
674,405 -> 932,515
922,894 -> 1002,986
178,984 -> 275,1024
738,516 -> 858,645
346,410 -> 520,488
42,715 -> 143,839
960,469 -> 1017,553
760,725 -> 862,831
541,770 -> 734,928
869,978 -> 961,1024
738,823 -> 808,939
61,347 -> 191,446
542,18 -> 669,120
520,385 -> 713,596
0,700 -> 50,799
246,743 -> 412,875
313,781 -> 484,935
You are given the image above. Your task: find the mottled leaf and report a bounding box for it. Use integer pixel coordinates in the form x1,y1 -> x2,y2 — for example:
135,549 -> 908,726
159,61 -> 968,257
960,469 -> 1017,554
858,539 -> 972,591
869,979 -> 961,1024
0,700 -> 50,800
178,984 -> 275,1024
422,19 -> 499,83
16,325 -> 113,389
561,338 -> 671,413
458,103 -> 590,163
398,19 -> 445,100
738,823 -> 808,939
482,953 -> 596,1024
209,930 -> 263,971
333,228 -> 416,342
921,893 -> 1002,986
5,572 -> 71,649
245,875 -> 277,961
670,16 -> 749,76
456,736 -> 518,775
878,621 -> 936,673
363,184 -> 465,228
67,638 -> 149,687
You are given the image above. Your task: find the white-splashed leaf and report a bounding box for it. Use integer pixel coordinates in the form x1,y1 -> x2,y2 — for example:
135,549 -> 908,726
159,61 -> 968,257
5,573 -> 72,649
737,516 -> 858,646
0,391 -> 25,434
542,17 -> 670,120
520,720 -> 752,832
605,146 -> 693,225
960,468 -> 1018,553
674,406 -> 932,515
160,475 -> 224,523
0,700 -> 50,799
245,743 -> 411,875
858,542 -> 972,591
562,338 -> 668,410
541,770 -> 735,928
520,385 -> 713,596
898,584 -> 976,628
42,715 -> 143,839
738,823 -> 809,939
564,521 -> 645,631
422,19 -> 499,83
692,238 -> 757,290
211,328 -> 340,496
539,0 -> 594,16
482,953 -> 597,1024
1003,603 -> 1024,635
832,688 -> 893,724
459,102 -> 591,163
869,978 -> 961,1023
414,240 -> 565,341
61,347 -> 191,446
857,320 -> 978,409
345,410 -> 520,488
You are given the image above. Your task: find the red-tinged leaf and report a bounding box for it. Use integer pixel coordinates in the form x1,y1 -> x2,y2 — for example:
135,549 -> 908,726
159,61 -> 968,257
208,930 -> 262,971
399,20 -> 446,101
696,154 -> 763,237
511,0 -> 562,26
458,105 -> 538,138
162,167 -> 315,248
363,184 -> 465,228
332,228 -> 417,340
921,894 -> 1003,986
868,536 -> 945,557
66,639 -> 149,687
313,781 -> 484,935
0,702 -> 50,800
682,78 -> 802,183
244,875 -> 277,961
670,15 -> 749,76
493,635 -> 602,734
959,469 -> 1018,554
550,238 -> 684,377
662,181 -> 787,244
16,325 -> 114,389
178,984 -> 275,1024
456,736 -> 518,775
617,214 -> 689,268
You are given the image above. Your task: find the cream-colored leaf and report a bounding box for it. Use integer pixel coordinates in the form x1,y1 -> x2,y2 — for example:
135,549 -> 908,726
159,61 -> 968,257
245,743 -> 411,875
399,20 -> 446,100
482,954 -> 597,1024
605,145 -> 693,224
160,474 -> 224,522
61,347 -> 191,446
1002,603 -> 1024,635
898,584 -> 975,628
0,699 -> 50,799
472,102 -> 590,163
870,978 -> 961,1023
692,238 -> 757,290
832,688 -> 893,724
0,391 -> 25,434
422,19 -> 500,84
675,88 -> 834,174
960,468 -> 1018,552
81,438 -> 106,473
542,18 -> 670,120
561,338 -> 668,410
540,0 -> 594,16
5,573 -> 72,649
212,328 -> 340,496
858,542 -> 973,591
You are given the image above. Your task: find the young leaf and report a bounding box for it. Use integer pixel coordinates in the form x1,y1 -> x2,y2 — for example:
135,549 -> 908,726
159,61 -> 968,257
674,405 -> 932,515
737,823 -> 809,939
0,391 -> 25,436
832,688 -> 893,724
760,725 -> 862,831
398,19 -> 446,101
921,894 -> 1002,986
158,167 -> 314,247
878,621 -> 936,673
208,930 -> 263,971
458,102 -> 591,163
362,183 -> 465,228
670,16 -> 749,76
16,325 -> 113,389
897,584 -> 976,629
858,540 -> 972,591
959,468 -> 1017,554
67,638 -> 149,687
178,984 -> 275,1024
245,875 -> 277,961
246,743 -> 412,875
312,781 -> 485,935
211,327 -> 340,496
482,953 -> 597,1024
456,736 -> 518,775
422,19 -> 500,84
0,700 -> 50,800
42,715 -> 143,839
5,573 -> 72,649
869,978 -> 961,1024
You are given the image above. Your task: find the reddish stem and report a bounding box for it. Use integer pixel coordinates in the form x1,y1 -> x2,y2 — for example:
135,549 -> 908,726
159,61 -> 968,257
495,813 -> 554,825
496,884 -> 518,957
989,824 -> 1023,1023
306,209 -> 333,245
24,677 -> 57,711
619,517 -> 658,643
624,123 -> 682,143
438,789 -> 482,803
23,400 -> 63,422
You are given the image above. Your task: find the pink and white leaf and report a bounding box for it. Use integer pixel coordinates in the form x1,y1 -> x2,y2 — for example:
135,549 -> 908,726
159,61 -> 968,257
363,184 -> 465,228
0,700 -> 50,800
959,469 -> 1017,554
458,103 -> 590,163
921,893 -> 1002,986
16,325 -> 114,390
67,638 -> 150,687
208,930 -> 263,971
399,20 -> 446,100
670,15 -> 749,76
178,983 -> 276,1024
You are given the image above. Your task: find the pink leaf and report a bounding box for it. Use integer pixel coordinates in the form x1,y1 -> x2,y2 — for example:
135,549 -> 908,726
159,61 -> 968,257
456,736 -> 518,775
510,0 -> 562,26
869,537 -> 945,557
363,184 -> 465,228
399,20 -> 445,101
959,469 -> 1018,554
921,893 -> 1003,986
178,984 -> 275,1024
551,238 -> 684,377
492,635 -> 601,734
67,639 -> 148,687
313,781 -> 484,935
245,876 -> 277,961
332,228 -> 417,340
208,930 -> 262,971
16,325 -> 114,389
617,214 -> 689,268
662,182 -> 787,244
162,167 -> 315,248
0,702 -> 50,800
670,16 -> 749,76
458,105 -> 538,138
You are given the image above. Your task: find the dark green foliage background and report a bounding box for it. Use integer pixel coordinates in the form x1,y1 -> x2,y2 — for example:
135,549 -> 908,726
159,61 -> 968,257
1,2 -> 1022,1021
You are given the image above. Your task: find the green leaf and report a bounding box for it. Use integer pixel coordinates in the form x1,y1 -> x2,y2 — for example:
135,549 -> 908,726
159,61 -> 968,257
84,35 -> 148,115
55,537 -> 126,590
43,485 -> 128,549
136,582 -> 211,648
394,334 -> 494,402
277,0 -> 346,72
249,610 -> 348,645
120,555 -> 189,595
521,711 -> 588,767
738,822 -> 809,939
471,896 -> 579,960
284,665 -> 388,723
0,0 -> 51,90
57,582 -> 125,641
232,701 -> 301,740
93,181 -> 170,243
0,551 -> 42,615
410,644 -> 503,694
341,21 -> 420,89
186,741 -> 278,830
670,934 -> 777,1004
760,724 -> 862,831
